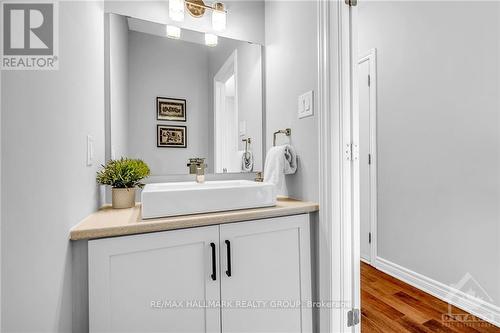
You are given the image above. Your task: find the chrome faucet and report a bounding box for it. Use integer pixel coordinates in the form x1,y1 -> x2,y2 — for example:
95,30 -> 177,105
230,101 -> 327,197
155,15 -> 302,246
187,158 -> 207,183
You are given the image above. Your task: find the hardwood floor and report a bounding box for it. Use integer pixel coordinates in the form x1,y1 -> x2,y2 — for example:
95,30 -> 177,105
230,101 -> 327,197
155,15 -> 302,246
361,262 -> 500,333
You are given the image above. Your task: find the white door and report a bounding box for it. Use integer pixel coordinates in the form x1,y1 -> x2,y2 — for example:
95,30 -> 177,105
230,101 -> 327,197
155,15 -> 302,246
219,215 -> 312,333
358,49 -> 378,267
89,226 -> 221,333
358,58 -> 371,262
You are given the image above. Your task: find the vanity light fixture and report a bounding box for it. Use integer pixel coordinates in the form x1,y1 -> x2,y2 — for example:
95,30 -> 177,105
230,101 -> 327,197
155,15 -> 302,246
184,0 -> 227,31
169,0 -> 185,22
205,33 -> 218,47
166,25 -> 181,39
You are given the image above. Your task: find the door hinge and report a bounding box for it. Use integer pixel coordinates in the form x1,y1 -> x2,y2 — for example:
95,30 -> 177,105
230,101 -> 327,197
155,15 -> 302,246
368,153 -> 372,165
369,232 -> 372,244
345,144 -> 359,161
347,309 -> 360,327
368,74 -> 371,87
345,0 -> 358,6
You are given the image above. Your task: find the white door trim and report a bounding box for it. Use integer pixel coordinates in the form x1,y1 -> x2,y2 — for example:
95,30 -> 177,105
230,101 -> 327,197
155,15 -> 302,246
358,48 -> 378,265
349,4 -> 361,333
317,0 -> 355,332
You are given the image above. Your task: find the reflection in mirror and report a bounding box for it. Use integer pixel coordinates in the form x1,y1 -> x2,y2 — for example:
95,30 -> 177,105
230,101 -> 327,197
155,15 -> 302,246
214,51 -> 238,173
213,49 -> 260,173
105,14 -> 263,176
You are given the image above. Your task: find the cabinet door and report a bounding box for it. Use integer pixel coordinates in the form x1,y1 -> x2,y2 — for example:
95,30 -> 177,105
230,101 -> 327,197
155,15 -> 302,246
219,214 -> 312,333
89,226 -> 221,333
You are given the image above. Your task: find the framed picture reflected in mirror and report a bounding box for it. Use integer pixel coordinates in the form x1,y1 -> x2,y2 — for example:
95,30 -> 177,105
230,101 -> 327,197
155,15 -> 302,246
157,125 -> 187,148
157,97 -> 186,122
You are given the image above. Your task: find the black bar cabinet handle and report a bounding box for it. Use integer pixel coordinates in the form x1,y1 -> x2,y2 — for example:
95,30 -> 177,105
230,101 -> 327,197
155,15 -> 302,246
225,240 -> 232,277
210,242 -> 216,281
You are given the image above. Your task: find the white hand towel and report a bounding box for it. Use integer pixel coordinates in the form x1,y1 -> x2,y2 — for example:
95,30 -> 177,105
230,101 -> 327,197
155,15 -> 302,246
238,150 -> 254,172
263,144 -> 298,195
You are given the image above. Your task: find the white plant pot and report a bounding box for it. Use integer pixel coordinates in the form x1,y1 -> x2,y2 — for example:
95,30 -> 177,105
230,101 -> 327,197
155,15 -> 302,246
112,188 -> 136,209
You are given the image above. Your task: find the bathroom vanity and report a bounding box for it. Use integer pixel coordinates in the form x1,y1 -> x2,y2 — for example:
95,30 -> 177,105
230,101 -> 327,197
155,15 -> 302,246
70,198 -> 318,333
77,6 -> 321,332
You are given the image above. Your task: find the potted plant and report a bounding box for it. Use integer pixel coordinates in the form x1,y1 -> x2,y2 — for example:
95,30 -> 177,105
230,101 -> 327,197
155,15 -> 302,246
97,158 -> 151,209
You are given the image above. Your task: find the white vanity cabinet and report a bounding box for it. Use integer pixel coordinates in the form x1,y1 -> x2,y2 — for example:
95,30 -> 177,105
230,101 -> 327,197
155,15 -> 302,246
89,214 -> 312,333
219,214 -> 312,333
89,225 -> 221,333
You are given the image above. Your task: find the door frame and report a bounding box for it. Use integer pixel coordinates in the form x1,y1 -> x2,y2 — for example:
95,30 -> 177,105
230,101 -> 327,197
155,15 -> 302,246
358,49 -> 378,265
317,0 -> 358,332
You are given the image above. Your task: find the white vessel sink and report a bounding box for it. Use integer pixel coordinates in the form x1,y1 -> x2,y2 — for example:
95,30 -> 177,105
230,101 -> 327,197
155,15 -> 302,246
141,180 -> 277,219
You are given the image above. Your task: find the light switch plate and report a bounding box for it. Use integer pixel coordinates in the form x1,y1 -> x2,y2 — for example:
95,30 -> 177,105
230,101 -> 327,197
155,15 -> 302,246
298,90 -> 314,119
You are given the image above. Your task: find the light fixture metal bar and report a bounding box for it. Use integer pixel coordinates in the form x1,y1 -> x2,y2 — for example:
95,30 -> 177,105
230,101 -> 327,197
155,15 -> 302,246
185,0 -> 227,13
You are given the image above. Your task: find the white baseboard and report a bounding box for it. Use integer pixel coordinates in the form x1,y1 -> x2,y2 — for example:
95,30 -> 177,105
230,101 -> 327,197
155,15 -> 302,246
373,256 -> 500,328
360,257 -> 371,265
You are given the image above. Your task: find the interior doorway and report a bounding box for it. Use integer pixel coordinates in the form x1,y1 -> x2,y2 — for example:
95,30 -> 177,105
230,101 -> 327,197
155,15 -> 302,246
351,1 -> 500,332
357,49 -> 377,265
214,50 -> 239,173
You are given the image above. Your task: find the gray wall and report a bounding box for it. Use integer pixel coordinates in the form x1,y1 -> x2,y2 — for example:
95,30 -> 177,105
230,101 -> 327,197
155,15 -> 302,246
359,1 -> 500,305
265,0 -> 319,202
1,1 -> 105,331
128,31 -> 210,175
108,14 -> 129,160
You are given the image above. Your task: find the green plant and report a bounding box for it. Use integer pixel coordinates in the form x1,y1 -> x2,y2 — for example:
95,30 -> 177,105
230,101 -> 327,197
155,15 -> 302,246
96,158 -> 150,188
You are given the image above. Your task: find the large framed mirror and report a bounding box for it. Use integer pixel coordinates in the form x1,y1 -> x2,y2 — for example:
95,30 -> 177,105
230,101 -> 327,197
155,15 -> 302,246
105,14 -> 264,176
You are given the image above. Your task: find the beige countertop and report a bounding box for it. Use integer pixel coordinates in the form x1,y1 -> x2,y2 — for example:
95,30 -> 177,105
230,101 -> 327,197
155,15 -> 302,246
70,198 -> 319,241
